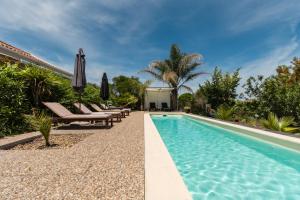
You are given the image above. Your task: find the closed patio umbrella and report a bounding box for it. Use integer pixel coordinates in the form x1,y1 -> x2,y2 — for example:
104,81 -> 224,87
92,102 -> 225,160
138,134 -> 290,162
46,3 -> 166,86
100,72 -> 109,105
72,48 -> 86,109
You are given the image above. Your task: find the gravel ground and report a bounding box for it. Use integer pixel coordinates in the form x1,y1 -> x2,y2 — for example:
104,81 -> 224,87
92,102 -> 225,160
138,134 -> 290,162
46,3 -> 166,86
0,111 -> 144,200
9,134 -> 91,150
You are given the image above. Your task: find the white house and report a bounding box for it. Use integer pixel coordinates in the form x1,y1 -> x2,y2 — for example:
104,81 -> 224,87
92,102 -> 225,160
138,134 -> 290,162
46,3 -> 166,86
144,87 -> 173,110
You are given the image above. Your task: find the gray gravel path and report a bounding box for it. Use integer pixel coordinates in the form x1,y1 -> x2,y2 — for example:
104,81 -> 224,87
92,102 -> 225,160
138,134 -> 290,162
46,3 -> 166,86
0,111 -> 144,200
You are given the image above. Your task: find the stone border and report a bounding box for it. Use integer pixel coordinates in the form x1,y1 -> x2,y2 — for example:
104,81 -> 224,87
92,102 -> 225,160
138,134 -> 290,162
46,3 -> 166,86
144,113 -> 192,200
0,132 -> 41,150
185,113 -> 300,152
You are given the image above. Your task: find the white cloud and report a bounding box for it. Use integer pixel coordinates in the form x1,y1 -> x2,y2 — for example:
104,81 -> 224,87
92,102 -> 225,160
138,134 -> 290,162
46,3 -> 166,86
227,0 -> 300,34
0,0 -> 164,83
239,38 -> 299,81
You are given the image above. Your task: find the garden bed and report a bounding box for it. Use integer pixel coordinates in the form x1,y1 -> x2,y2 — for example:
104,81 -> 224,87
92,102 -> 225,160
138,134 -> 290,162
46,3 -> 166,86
206,117 -> 300,139
7,133 -> 92,150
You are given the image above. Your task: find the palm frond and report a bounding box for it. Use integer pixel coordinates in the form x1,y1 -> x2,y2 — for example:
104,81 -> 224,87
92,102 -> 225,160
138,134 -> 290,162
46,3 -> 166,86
141,69 -> 164,81
180,72 -> 207,86
179,84 -> 193,93
215,105 -> 234,120
163,71 -> 178,84
149,61 -> 170,72
279,116 -> 295,129
179,53 -> 202,74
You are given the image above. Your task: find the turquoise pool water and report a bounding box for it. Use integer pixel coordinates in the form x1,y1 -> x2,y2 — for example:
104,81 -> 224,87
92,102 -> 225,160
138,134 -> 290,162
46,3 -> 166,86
151,115 -> 300,200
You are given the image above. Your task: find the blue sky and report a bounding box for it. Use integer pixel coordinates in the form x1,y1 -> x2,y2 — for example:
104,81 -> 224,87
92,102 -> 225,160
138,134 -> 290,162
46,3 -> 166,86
1,0 -> 300,92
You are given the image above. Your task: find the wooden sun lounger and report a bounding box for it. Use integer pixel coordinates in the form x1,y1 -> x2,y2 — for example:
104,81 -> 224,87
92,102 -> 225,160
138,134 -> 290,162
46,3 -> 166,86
99,103 -> 130,116
91,103 -> 129,116
74,103 -> 123,121
43,102 -> 114,128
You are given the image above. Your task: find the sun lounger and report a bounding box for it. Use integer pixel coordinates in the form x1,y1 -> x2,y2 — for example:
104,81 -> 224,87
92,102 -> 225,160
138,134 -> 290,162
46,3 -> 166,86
74,103 -> 122,121
99,103 -> 130,116
43,102 -> 114,128
90,103 -> 126,117
149,102 -> 156,111
100,103 -> 131,112
161,102 -> 170,111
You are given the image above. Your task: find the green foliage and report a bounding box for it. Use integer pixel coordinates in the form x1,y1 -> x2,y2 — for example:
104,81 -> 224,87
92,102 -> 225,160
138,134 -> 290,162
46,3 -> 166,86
215,104 -> 234,120
0,64 -> 30,136
37,113 -> 52,146
178,93 -> 194,109
242,117 -> 258,127
261,112 -> 298,133
112,76 -> 141,96
233,100 -> 262,119
242,75 -> 264,99
243,61 -> 300,121
81,83 -> 101,104
24,114 -> 40,131
20,65 -> 61,107
0,63 -> 76,136
112,75 -> 143,109
142,44 -> 205,110
112,93 -> 138,107
197,67 -> 240,109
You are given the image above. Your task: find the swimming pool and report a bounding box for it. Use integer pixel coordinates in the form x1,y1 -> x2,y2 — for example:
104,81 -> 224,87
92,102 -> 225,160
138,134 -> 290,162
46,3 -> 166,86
151,115 -> 300,200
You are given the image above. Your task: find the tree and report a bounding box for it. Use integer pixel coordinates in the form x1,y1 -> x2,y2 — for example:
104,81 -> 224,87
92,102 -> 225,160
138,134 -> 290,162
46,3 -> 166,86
142,44 -> 205,110
196,67 -> 240,109
242,59 -> 300,121
242,75 -> 264,99
112,76 -> 141,97
178,93 -> 194,110
111,76 -> 143,109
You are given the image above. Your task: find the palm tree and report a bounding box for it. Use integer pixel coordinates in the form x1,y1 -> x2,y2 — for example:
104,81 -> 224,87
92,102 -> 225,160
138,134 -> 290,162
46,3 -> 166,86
139,80 -> 153,110
142,44 -> 205,110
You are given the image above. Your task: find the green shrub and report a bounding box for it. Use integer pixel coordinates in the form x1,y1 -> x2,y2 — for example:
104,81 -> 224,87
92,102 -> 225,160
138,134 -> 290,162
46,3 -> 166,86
0,66 -> 30,136
20,65 -> 68,107
215,104 -> 234,120
81,83 -> 101,104
261,112 -> 298,133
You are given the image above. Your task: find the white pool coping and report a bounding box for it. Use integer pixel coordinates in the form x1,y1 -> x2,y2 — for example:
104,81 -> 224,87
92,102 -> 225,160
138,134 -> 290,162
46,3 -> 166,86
144,113 -> 192,200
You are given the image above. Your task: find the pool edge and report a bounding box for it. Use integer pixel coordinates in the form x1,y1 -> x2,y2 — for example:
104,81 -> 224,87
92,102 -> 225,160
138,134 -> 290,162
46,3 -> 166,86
185,113 -> 300,152
144,113 -> 192,200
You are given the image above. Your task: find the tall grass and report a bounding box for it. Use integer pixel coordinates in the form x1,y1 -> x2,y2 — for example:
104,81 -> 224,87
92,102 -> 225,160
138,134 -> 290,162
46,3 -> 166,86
38,113 -> 52,146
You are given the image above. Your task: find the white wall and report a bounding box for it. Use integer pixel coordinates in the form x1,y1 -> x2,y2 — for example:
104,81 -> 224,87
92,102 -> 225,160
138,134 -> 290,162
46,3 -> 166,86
144,90 -> 171,110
